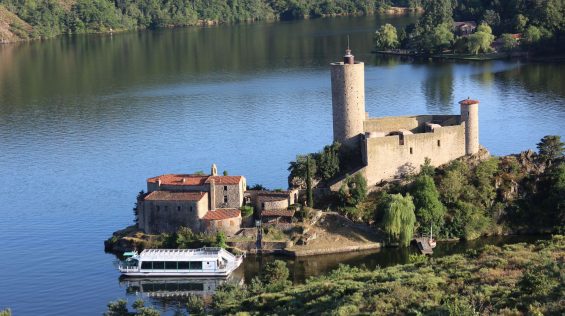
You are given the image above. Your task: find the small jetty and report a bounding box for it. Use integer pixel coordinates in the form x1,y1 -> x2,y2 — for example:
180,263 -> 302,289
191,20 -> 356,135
415,237 -> 434,255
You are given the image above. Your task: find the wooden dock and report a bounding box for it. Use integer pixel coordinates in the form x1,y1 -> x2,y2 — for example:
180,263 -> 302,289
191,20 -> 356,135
415,237 -> 433,255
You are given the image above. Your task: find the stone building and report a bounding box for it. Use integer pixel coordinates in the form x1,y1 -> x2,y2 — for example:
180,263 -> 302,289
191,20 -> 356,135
329,48 -> 480,189
138,164 -> 246,235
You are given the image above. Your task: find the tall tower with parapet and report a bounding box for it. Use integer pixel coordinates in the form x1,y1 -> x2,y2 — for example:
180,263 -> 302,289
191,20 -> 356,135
330,45 -> 366,150
459,98 -> 480,155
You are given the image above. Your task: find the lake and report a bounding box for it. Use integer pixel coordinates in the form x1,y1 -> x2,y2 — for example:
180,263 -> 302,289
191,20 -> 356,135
0,14 -> 563,315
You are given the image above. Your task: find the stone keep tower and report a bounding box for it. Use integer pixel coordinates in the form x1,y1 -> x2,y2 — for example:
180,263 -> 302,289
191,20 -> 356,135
460,98 -> 480,155
330,47 -> 366,150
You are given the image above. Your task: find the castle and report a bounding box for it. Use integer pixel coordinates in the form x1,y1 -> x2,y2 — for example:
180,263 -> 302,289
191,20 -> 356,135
329,48 -> 480,189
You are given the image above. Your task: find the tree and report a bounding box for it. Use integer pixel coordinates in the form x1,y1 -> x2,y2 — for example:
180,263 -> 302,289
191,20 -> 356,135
419,0 -> 453,31
215,231 -> 227,248
537,135 -> 564,165
411,175 -> 446,230
481,9 -> 500,30
339,173 -> 367,208
250,260 -> 291,294
104,299 -> 129,316
514,14 -> 528,32
288,154 -> 317,187
223,170 -> 228,176
500,33 -> 519,52
466,23 -> 495,54
306,155 -> 314,208
316,142 -> 341,181
374,23 -> 399,50
133,190 -> 145,224
248,183 -> 267,190
429,23 -> 454,53
419,157 -> 435,177
524,25 -> 542,45
381,194 -> 416,247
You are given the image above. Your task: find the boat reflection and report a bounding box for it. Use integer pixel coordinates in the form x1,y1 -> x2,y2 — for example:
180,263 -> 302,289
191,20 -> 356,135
120,265 -> 244,299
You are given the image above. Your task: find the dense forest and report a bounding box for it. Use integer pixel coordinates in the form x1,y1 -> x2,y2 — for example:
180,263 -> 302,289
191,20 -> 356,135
373,0 -> 565,55
0,0 -> 418,42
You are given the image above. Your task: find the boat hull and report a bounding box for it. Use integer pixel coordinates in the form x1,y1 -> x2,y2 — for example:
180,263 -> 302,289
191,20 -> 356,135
120,258 -> 243,277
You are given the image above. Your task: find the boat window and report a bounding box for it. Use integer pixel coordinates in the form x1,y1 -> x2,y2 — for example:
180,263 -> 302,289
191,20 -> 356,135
153,261 -> 165,269
190,261 -> 203,270
178,261 -> 190,269
141,261 -> 152,270
165,261 -> 177,270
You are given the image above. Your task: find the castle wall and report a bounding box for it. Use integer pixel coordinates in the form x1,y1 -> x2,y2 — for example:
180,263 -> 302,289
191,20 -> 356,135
331,62 -> 365,149
363,125 -> 466,186
139,195 -> 208,234
363,115 -> 461,134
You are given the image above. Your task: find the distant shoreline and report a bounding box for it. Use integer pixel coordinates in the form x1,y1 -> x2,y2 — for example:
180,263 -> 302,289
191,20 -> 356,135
0,8 -> 420,45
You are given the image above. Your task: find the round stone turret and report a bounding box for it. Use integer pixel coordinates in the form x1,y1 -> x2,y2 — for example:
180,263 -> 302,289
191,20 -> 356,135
459,98 -> 480,155
331,48 -> 365,150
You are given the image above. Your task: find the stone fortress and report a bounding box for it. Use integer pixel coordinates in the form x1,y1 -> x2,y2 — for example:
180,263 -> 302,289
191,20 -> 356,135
330,47 -> 480,189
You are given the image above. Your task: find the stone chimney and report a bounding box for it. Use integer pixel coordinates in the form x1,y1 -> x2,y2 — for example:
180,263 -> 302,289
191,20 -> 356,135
211,163 -> 218,176
209,178 -> 216,211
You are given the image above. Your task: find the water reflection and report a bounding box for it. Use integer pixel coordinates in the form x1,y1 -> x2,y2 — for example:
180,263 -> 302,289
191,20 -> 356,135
421,61 -> 454,112
242,234 -> 550,284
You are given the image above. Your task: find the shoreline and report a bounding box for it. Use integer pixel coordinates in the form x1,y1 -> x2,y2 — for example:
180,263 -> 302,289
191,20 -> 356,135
0,8 -> 420,45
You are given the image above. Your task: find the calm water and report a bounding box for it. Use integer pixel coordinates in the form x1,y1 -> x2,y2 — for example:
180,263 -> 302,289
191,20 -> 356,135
0,14 -> 564,315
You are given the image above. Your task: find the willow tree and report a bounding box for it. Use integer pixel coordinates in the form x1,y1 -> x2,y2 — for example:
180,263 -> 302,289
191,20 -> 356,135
382,194 -> 416,247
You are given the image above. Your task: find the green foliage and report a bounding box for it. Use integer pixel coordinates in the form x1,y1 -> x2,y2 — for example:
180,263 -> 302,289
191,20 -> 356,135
374,23 -> 399,50
186,294 -> 205,314
214,231 -> 227,248
248,183 -> 267,190
316,142 -> 341,181
500,33 -> 519,52
381,193 -> 416,246
133,190 -> 145,224
466,23 -> 495,54
223,170 -> 228,176
259,260 -> 291,291
411,174 -> 446,231
175,226 -> 213,249
104,298 -> 160,316
209,236 -> 565,315
419,157 -> 435,177
104,299 -> 129,316
537,135 -> 564,165
0,309 -> 11,316
240,205 -> 254,218
338,173 -> 367,209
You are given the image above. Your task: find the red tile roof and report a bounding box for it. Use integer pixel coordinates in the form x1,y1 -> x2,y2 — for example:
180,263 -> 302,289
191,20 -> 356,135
202,209 -> 241,220
144,191 -> 207,201
148,174 -> 243,186
148,174 -> 208,186
206,176 -> 243,185
459,99 -> 480,105
261,209 -> 295,217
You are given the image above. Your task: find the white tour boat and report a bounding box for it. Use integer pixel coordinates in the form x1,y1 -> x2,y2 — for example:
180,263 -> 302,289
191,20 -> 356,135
118,247 -> 244,277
